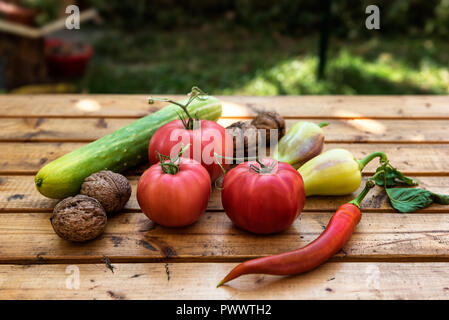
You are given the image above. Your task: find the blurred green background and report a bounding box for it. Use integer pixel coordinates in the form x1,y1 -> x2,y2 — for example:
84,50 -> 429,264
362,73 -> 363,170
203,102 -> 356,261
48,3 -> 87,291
1,0 -> 449,94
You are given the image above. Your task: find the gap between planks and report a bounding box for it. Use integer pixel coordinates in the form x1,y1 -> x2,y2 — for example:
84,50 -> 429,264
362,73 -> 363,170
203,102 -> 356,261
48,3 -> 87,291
2,115 -> 449,120
2,172 -> 448,177
3,255 -> 449,266
1,139 -> 448,144
2,208 -> 449,214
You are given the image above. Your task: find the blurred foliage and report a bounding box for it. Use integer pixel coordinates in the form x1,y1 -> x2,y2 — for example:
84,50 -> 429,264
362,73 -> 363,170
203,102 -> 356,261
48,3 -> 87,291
88,0 -> 449,38
1,1 -> 447,94
79,1 -> 449,94
20,0 -> 62,25
84,25 -> 449,94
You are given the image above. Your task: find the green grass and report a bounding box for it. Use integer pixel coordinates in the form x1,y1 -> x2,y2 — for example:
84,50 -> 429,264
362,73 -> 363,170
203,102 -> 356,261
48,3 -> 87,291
84,26 -> 449,95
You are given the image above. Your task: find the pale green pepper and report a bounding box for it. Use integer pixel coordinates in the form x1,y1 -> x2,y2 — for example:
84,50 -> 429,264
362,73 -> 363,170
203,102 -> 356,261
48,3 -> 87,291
298,148 -> 387,196
273,121 -> 328,168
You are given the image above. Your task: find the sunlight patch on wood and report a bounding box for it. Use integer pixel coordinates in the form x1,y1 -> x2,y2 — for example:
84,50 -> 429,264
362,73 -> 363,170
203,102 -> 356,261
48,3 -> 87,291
75,99 -> 102,112
344,119 -> 386,135
221,101 -> 251,117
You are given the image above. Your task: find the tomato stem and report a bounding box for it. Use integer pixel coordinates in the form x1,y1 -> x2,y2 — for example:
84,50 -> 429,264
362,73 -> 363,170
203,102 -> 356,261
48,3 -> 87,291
149,86 -> 207,130
158,144 -> 190,175
214,153 -> 277,174
256,158 -> 266,168
250,158 -> 276,174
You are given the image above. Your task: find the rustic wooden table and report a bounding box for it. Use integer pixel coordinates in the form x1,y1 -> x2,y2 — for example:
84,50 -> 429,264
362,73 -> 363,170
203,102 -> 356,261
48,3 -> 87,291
0,95 -> 449,300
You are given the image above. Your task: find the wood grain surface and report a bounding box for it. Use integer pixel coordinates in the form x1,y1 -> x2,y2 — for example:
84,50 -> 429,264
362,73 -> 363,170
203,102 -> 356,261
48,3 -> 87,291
0,142 -> 448,175
1,175 -> 449,213
0,211 -> 448,264
1,118 -> 449,143
1,262 -> 449,300
0,95 -> 448,118
0,95 -> 448,300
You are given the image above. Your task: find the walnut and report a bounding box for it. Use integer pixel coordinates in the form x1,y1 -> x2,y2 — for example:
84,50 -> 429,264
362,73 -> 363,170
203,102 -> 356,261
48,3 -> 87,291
251,111 -> 286,143
80,170 -> 131,214
226,121 -> 258,162
226,112 -> 286,161
50,195 -> 107,242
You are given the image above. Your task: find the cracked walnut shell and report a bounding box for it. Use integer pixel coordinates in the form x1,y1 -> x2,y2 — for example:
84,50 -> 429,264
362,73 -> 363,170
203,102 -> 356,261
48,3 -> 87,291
51,195 -> 107,242
251,111 -> 286,143
80,170 -> 131,214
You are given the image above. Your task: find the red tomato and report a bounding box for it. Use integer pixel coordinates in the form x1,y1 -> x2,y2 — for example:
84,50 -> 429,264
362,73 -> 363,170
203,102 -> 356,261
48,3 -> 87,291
221,159 -> 306,234
137,158 -> 211,227
148,120 -> 233,183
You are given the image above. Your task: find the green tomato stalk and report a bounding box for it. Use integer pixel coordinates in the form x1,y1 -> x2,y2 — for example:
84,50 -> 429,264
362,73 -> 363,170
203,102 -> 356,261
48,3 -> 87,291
158,144 -> 191,175
149,87 -> 208,130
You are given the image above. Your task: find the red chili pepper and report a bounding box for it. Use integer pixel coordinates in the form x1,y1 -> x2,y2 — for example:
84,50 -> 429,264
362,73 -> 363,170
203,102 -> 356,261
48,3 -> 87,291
217,180 -> 375,287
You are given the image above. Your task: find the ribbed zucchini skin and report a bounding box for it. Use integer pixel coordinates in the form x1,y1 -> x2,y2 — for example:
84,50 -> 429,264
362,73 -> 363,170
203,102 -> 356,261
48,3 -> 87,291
35,96 -> 222,199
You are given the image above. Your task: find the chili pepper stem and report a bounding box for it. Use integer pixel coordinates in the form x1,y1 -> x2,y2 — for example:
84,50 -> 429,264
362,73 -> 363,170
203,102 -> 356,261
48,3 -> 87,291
357,151 -> 388,171
348,180 -> 376,208
318,122 -> 329,128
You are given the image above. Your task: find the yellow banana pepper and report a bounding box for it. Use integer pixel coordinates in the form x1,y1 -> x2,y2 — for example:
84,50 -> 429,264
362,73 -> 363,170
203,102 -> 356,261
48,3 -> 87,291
298,148 -> 387,196
273,121 -> 328,169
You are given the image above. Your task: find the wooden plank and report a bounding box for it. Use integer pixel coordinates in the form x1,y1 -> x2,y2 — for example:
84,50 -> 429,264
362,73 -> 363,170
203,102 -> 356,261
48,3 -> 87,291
1,96 -> 449,118
1,262 -> 449,299
0,142 -> 85,174
0,142 -> 447,175
1,118 -> 449,143
0,211 -> 449,263
2,175 -> 449,213
0,95 -> 179,118
221,118 -> 449,143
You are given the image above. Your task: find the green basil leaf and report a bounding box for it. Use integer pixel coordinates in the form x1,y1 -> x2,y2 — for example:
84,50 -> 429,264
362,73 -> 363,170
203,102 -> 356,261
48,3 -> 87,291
390,168 -> 418,186
386,188 -> 434,213
373,166 -> 393,187
431,193 -> 449,205
374,165 -> 417,187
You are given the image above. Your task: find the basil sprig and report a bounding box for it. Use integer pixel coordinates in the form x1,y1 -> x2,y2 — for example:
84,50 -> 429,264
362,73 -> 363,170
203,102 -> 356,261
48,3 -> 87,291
369,159 -> 449,213
371,161 -> 418,187
385,188 -> 449,213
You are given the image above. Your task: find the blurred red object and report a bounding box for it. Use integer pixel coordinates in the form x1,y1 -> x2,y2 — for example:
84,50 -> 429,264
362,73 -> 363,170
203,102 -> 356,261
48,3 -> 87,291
45,38 -> 94,78
0,1 -> 37,26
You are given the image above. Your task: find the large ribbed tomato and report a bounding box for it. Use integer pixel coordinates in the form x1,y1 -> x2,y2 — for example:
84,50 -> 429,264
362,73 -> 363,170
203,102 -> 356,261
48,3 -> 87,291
221,159 -> 306,234
137,158 -> 211,227
148,119 -> 233,183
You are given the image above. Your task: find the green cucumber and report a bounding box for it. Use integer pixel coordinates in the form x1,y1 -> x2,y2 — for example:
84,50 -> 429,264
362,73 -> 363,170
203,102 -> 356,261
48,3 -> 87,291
35,96 -> 222,199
